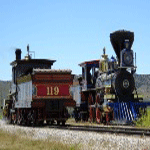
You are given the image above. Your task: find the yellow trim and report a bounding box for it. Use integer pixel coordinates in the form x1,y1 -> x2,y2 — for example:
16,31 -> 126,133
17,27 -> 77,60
32,95 -> 72,99
104,94 -> 143,99
104,94 -> 115,99
134,94 -> 143,99
17,74 -> 32,84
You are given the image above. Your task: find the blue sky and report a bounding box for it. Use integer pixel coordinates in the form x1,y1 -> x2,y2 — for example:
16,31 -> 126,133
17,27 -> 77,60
0,0 -> 150,80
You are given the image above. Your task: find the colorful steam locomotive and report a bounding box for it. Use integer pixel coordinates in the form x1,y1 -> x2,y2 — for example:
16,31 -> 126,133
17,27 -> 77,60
74,30 -> 150,124
2,46 -> 75,125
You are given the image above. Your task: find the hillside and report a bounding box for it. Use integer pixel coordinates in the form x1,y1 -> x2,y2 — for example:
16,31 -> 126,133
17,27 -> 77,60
134,74 -> 150,101
0,81 -> 11,113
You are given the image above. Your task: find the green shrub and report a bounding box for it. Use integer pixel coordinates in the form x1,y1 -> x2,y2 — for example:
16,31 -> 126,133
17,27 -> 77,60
135,108 -> 150,127
0,113 -> 2,120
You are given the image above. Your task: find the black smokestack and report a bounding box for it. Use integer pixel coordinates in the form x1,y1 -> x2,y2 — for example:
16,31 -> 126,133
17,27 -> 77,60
110,30 -> 134,62
15,49 -> 22,60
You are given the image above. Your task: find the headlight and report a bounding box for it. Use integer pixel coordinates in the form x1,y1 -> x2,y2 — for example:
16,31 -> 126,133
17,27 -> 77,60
123,50 -> 133,66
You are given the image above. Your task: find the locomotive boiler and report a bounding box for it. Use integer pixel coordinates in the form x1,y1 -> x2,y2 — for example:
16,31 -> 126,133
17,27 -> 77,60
2,46 -> 75,125
75,30 -> 149,124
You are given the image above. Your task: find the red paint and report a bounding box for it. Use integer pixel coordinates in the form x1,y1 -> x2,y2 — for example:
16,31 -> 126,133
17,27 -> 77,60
64,99 -> 76,106
36,84 -> 71,97
96,108 -> 101,124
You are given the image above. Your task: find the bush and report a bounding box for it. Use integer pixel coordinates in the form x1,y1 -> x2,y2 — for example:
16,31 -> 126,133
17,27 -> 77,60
135,108 -> 150,127
0,113 -> 2,120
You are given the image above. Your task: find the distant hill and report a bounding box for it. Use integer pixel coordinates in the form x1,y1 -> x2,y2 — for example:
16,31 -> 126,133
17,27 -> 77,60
134,74 -> 150,101
0,81 -> 11,113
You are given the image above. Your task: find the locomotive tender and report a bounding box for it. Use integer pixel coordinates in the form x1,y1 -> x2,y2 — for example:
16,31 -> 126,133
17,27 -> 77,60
3,46 -> 75,125
76,30 -> 150,124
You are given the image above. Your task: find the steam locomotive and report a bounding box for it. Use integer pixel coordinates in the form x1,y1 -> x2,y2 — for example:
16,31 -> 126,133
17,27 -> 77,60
2,46 -> 76,125
75,30 -> 150,124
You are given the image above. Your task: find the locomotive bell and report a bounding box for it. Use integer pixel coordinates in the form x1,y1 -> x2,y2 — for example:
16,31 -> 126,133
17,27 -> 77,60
99,47 -> 109,73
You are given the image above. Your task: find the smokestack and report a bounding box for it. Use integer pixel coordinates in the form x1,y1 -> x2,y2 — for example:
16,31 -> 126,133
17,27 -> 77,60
15,49 -> 22,60
110,30 -> 134,63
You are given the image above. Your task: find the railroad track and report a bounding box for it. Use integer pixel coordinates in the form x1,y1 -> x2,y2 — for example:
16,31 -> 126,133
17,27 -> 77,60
47,124 -> 150,136
2,119 -> 150,136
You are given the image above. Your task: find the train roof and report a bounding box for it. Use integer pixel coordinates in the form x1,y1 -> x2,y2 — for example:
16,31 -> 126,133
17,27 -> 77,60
10,59 -> 56,66
33,68 -> 72,73
79,59 -> 99,67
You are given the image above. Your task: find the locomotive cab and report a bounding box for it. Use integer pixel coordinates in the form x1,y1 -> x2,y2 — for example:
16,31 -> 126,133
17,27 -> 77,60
79,60 -> 99,91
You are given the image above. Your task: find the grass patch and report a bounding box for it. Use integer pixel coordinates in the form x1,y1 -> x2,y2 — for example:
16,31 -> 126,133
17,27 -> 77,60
0,113 -> 2,120
66,118 -> 104,127
0,129 -> 81,150
135,107 -> 150,127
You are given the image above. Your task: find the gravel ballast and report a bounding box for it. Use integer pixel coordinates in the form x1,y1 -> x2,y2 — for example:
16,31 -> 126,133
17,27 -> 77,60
0,120 -> 150,150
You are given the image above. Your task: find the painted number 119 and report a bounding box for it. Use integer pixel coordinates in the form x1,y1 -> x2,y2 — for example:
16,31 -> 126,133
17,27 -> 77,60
47,86 -> 59,95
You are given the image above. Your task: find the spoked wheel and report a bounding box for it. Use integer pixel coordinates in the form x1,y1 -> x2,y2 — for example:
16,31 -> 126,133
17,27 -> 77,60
89,107 -> 94,122
96,108 -> 101,124
30,111 -> 36,126
51,121 -> 54,125
31,119 -> 36,126
7,113 -> 12,124
26,112 -> 32,126
26,119 -> 31,126
88,94 -> 95,122
88,94 -> 94,105
62,121 -> 65,126
13,114 -> 17,125
57,121 -> 60,125
17,116 -> 23,125
105,112 -> 110,125
17,111 -> 23,125
46,121 -> 50,125
46,121 -> 54,125
38,121 -> 44,126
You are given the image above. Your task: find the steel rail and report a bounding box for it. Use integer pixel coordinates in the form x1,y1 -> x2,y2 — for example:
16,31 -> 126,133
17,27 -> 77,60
10,121 -> 150,136
47,124 -> 150,136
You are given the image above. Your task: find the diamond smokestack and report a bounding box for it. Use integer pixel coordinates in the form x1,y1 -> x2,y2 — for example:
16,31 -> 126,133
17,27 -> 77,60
110,30 -> 134,62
